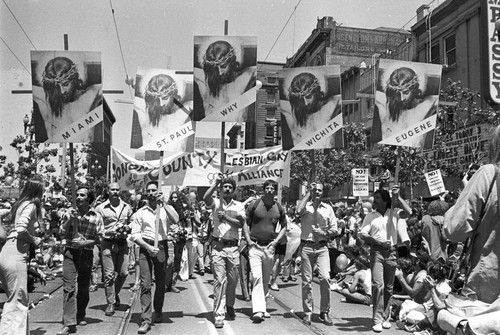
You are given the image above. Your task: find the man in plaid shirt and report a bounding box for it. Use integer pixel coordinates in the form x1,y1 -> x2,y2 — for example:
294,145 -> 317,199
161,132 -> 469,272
57,186 -> 104,335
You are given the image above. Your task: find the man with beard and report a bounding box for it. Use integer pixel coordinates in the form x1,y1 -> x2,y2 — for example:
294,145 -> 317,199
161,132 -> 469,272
194,40 -> 256,121
130,181 -> 179,334
57,187 -> 104,335
95,183 -> 133,317
280,72 -> 341,150
32,57 -> 102,143
375,67 -> 438,147
134,73 -> 193,150
242,180 -> 287,322
203,175 -> 245,329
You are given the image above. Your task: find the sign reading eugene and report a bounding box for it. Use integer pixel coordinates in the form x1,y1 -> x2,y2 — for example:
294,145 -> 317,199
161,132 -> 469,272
482,0 -> 500,105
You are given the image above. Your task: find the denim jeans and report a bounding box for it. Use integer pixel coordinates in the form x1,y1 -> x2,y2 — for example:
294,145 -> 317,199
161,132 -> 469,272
0,238 -> 29,334
101,239 -> 129,304
249,245 -> 275,313
370,245 -> 397,325
62,248 -> 93,326
139,240 -> 167,324
301,244 -> 331,314
211,241 -> 239,321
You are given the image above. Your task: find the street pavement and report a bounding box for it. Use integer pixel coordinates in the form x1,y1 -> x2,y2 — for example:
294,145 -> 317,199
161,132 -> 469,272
3,269 -> 405,334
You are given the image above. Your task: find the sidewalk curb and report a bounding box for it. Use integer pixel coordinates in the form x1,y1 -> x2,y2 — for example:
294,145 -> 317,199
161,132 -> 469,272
29,281 -> 63,310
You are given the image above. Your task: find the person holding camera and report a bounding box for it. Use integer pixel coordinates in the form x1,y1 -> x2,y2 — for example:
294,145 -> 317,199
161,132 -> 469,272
203,175 -> 245,329
57,186 -> 104,335
296,182 -> 338,326
94,182 -> 133,317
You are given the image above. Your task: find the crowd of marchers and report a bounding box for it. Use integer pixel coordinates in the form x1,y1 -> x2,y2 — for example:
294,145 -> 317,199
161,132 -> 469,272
2,126 -> 500,335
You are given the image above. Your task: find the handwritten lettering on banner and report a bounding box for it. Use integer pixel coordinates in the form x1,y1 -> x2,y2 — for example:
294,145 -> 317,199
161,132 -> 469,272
424,169 -> 446,196
292,113 -> 343,150
352,169 -> 369,197
112,146 -> 290,189
139,122 -> 195,151
379,114 -> 437,147
47,107 -> 103,142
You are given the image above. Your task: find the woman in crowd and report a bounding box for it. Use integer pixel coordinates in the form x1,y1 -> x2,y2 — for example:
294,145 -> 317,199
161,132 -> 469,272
331,255 -> 372,306
0,176 -> 45,334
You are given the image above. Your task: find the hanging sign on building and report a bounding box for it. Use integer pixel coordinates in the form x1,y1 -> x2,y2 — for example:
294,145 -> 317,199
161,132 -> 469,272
424,169 -> 446,196
372,59 -> 442,148
352,168 -> 369,196
278,65 -> 343,150
30,51 -> 103,143
193,36 -> 258,122
481,0 -> 500,105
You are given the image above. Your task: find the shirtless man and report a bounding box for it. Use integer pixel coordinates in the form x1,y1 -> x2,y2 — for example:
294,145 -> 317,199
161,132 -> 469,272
32,56 -> 102,142
133,73 -> 193,151
194,40 -> 256,122
280,72 -> 341,149
375,67 -> 438,147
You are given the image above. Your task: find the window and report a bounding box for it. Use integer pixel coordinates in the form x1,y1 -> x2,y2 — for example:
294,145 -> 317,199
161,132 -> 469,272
445,35 -> 456,66
267,76 -> 277,85
266,108 -> 276,119
267,91 -> 275,103
266,127 -> 274,137
431,43 -> 440,64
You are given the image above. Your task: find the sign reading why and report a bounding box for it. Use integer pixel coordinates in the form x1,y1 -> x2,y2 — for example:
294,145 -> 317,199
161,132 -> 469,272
424,169 -> 446,196
352,169 -> 369,196
139,122 -> 194,151
292,113 -> 344,150
112,145 -> 289,189
202,83 -> 262,121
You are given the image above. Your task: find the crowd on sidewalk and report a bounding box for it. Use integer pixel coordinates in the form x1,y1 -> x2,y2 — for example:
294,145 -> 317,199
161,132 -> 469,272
2,126 -> 500,335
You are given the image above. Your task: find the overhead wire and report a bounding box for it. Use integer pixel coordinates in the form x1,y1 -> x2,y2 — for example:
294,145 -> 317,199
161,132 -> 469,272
108,0 -> 133,99
2,0 -> 37,50
258,0 -> 302,70
0,35 -> 31,76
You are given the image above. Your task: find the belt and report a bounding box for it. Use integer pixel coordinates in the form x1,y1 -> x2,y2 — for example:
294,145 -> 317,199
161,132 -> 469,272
301,239 -> 328,246
212,237 -> 238,247
372,244 -> 397,252
250,238 -> 273,246
142,238 -> 165,246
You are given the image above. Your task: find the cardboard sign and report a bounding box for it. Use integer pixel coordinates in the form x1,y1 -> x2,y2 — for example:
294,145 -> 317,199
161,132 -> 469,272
424,169 -> 446,196
352,168 -> 369,196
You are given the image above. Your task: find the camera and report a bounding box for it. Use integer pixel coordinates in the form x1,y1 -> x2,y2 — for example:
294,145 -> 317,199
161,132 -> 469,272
466,163 -> 480,181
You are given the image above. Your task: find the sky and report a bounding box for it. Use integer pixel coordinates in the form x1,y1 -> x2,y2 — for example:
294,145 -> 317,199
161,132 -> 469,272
0,0 -> 438,174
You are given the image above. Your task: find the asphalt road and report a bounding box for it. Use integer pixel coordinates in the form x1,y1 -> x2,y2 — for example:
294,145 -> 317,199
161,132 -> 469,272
14,269 -> 404,335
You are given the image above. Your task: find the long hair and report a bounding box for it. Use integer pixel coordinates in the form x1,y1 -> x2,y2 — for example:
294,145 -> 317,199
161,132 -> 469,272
10,176 -> 44,223
489,124 -> 500,164
202,40 -> 239,98
42,57 -> 83,118
144,74 -> 180,127
168,191 -> 192,220
288,73 -> 324,127
385,67 -> 422,122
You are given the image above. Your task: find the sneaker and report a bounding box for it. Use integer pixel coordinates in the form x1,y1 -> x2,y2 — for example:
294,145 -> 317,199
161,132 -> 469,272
252,312 -> 264,323
340,298 -> 347,302
302,314 -> 312,326
263,311 -> 271,318
214,319 -> 224,328
330,283 -> 341,291
226,306 -> 236,320
372,323 -> 383,332
382,321 -> 391,329
405,324 -> 421,332
319,312 -> 333,326
270,283 -> 279,291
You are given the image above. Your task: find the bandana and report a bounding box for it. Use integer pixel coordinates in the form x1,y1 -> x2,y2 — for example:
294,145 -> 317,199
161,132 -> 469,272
288,77 -> 320,98
203,47 -> 236,67
42,64 -> 78,85
386,76 -> 419,93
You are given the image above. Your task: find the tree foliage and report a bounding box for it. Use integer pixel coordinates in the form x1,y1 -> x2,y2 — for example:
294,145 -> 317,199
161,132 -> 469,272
290,122 -> 367,189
